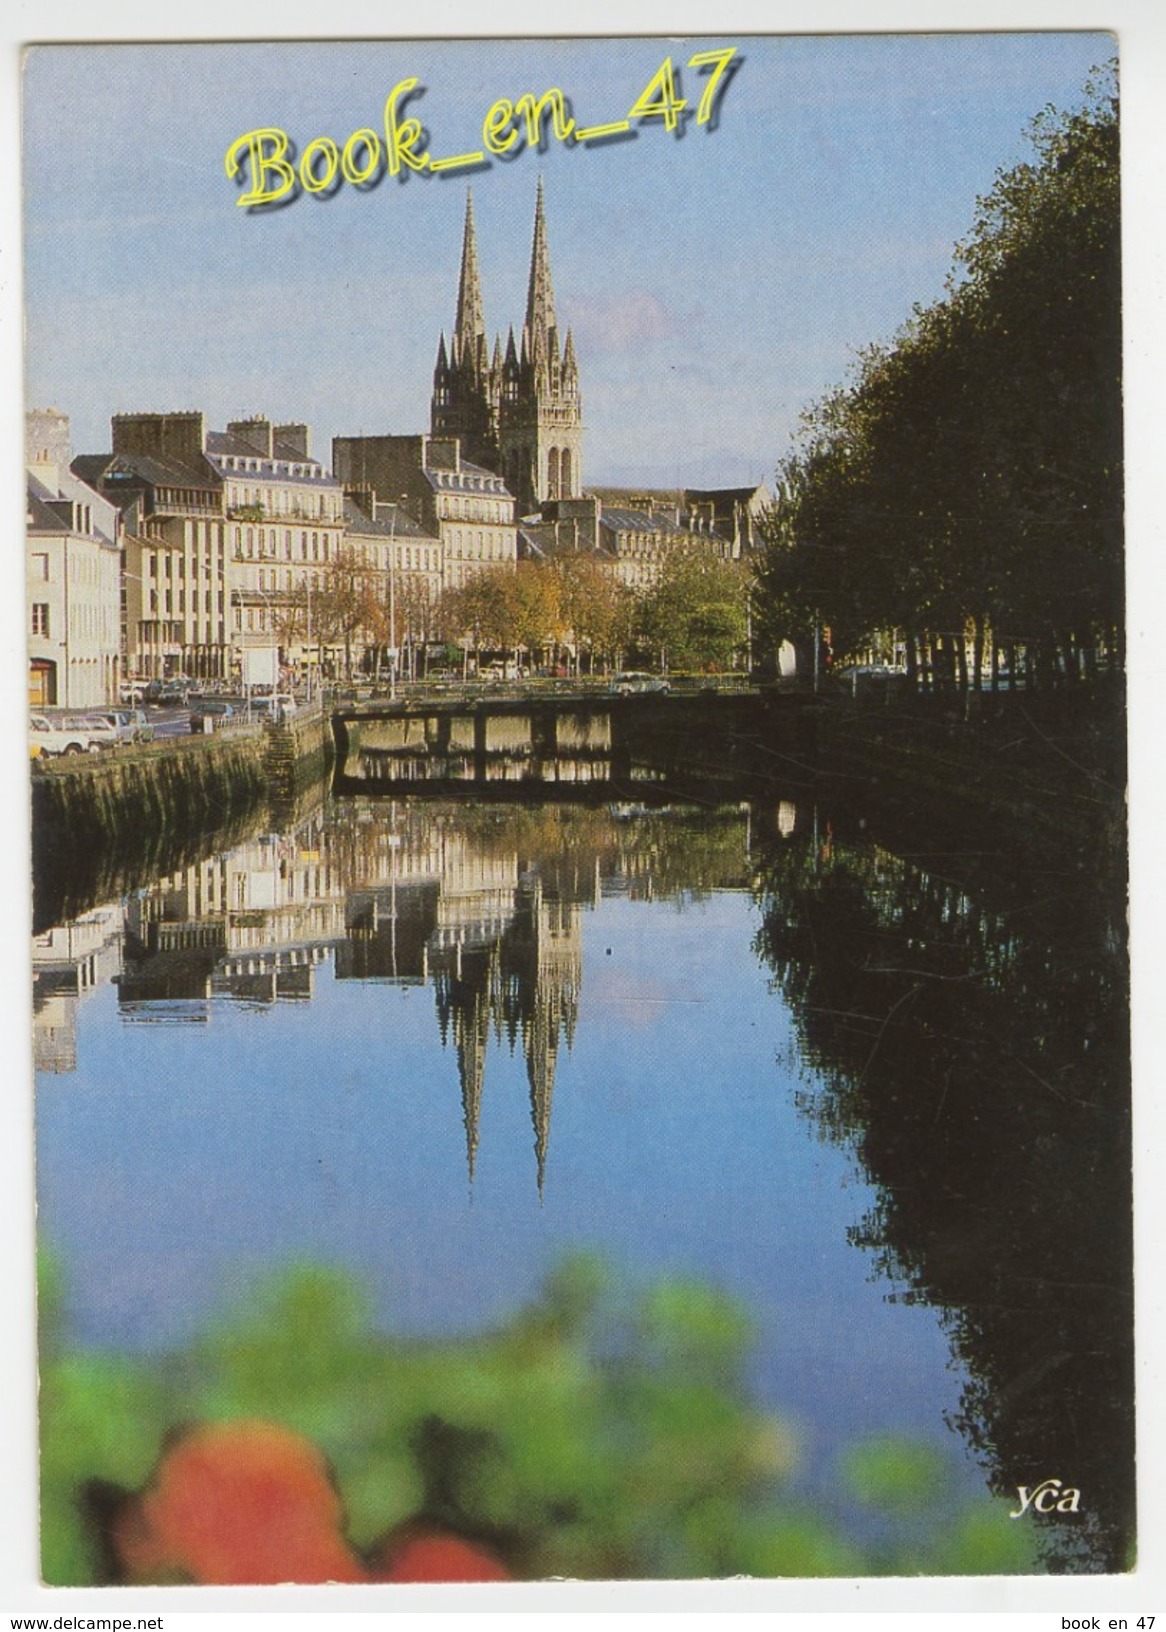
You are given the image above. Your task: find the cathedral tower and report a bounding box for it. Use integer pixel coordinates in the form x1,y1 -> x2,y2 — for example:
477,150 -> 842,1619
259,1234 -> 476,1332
499,179 -> 583,515
430,191 -> 499,472
430,184 -> 583,516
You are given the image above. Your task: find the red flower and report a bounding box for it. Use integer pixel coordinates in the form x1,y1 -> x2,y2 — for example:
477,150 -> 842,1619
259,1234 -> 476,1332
112,1420 -> 365,1585
371,1523 -> 512,1583
110,1418 -> 514,1586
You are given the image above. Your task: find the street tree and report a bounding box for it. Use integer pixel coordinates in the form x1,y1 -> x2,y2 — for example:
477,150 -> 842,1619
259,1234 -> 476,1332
550,554 -> 633,674
316,547 -> 380,680
640,547 -> 748,672
753,64 -> 1121,693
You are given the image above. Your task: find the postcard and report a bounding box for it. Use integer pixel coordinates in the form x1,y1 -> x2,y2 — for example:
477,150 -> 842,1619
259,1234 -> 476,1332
19,24 -> 1137,1599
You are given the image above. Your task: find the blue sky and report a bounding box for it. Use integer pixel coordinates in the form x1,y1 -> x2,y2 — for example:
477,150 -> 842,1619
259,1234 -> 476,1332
23,32 -> 1112,488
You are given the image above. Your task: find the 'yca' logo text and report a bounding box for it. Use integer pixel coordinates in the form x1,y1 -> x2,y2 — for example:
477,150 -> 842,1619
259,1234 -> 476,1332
1010,1479 -> 1082,1518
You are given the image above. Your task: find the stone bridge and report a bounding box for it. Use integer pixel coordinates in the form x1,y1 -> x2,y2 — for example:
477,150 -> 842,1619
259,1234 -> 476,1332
330,687 -> 819,801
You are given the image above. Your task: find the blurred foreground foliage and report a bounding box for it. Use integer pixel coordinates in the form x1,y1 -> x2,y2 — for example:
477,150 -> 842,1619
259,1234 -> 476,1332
39,1250 -> 1038,1584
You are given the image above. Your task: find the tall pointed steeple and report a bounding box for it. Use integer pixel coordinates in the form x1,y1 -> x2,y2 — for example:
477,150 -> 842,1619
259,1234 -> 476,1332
454,190 -> 486,365
431,190 -> 498,469
523,177 -> 557,368
496,181 -> 582,510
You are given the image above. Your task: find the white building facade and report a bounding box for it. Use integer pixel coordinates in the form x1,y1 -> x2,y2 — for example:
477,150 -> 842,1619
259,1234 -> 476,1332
27,409 -> 121,709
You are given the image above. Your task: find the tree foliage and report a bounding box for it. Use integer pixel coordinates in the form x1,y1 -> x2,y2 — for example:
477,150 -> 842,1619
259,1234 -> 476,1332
640,548 -> 749,672
437,550 -> 745,675
753,65 -> 1121,690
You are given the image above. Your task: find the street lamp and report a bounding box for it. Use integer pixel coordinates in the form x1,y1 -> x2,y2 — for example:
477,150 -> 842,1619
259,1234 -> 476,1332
297,573 -> 315,705
388,502 -> 397,701
385,494 -> 409,699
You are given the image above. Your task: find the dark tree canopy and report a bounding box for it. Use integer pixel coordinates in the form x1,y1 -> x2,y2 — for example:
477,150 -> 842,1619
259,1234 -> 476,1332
754,65 -> 1121,691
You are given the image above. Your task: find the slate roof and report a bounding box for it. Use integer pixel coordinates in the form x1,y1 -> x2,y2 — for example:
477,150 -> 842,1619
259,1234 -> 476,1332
26,475 -> 117,549
344,496 -> 439,543
205,430 -> 339,487
425,459 -> 513,499
600,505 -> 700,538
586,485 -> 685,508
686,484 -> 769,506
26,481 -> 65,531
72,449 -> 220,491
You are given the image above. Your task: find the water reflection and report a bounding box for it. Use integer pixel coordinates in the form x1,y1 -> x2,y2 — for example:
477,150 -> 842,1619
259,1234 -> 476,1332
33,790 -> 1131,1574
35,799 -> 754,1194
343,708 -> 616,791
751,818 -> 1133,1572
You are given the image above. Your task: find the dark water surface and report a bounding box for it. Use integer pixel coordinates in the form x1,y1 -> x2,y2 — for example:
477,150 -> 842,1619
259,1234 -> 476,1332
33,790 -> 1132,1571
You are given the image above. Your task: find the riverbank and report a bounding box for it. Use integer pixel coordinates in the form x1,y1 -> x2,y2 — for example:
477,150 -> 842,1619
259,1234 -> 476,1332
31,730 -> 268,934
790,680 -> 1128,931
30,680 -> 1125,927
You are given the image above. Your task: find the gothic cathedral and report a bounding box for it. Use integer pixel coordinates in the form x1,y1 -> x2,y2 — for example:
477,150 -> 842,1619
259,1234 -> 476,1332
430,181 -> 583,517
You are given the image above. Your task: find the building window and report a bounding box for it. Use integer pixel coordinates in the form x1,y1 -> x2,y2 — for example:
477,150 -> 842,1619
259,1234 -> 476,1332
31,603 -> 49,636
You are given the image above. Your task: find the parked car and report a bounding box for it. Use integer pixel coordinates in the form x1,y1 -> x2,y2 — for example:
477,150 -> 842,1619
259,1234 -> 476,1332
30,714 -> 106,755
97,709 -> 155,745
836,663 -> 906,680
74,715 -> 121,749
249,693 -> 298,721
189,700 -> 238,733
145,678 -> 190,705
119,679 -> 147,704
835,663 -> 908,695
609,672 -> 671,695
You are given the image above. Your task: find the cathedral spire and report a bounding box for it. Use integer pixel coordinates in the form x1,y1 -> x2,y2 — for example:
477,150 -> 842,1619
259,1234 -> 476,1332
523,177 -> 557,362
454,190 -> 486,363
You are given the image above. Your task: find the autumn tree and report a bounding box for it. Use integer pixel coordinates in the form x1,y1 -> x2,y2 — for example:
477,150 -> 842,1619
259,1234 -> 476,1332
509,559 -> 564,666
437,568 -> 519,672
550,554 -> 635,674
315,547 -> 380,679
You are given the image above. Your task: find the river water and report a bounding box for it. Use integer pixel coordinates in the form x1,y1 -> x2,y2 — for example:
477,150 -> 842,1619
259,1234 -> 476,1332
32,786 -> 1132,1576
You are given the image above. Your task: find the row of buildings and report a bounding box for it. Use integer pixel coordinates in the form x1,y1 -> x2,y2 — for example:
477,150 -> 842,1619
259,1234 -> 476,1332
27,186 -> 770,709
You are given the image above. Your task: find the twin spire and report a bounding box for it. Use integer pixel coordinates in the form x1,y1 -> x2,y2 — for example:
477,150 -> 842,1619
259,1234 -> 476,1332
431,181 -> 583,511
439,181 -> 574,388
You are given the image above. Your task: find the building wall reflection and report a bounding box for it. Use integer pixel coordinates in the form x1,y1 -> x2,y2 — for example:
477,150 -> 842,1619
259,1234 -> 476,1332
32,799 -> 758,1185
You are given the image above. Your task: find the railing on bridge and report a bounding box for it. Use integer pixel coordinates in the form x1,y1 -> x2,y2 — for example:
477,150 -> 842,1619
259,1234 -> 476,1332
324,673 -> 758,710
